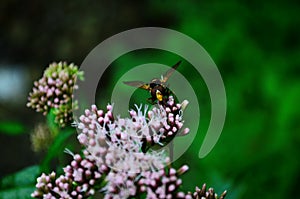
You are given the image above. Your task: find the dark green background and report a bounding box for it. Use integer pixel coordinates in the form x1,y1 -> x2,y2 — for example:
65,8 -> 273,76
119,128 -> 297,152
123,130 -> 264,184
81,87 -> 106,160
0,0 -> 299,198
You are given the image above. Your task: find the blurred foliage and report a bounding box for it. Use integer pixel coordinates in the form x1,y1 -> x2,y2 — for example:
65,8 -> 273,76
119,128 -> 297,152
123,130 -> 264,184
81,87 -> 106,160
0,0 -> 299,198
0,121 -> 25,135
0,165 -> 39,199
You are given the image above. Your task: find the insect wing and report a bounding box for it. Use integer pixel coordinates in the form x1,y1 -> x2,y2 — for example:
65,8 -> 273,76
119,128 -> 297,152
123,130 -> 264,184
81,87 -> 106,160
123,81 -> 151,90
161,60 -> 182,83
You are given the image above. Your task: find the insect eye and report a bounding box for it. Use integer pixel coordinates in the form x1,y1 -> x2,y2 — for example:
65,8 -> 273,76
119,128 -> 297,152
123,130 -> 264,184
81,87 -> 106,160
150,83 -> 156,87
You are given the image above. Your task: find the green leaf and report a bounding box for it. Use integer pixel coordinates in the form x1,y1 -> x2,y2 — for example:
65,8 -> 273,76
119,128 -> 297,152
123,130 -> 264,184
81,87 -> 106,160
77,71 -> 85,81
0,122 -> 25,135
0,165 -> 39,199
0,186 -> 35,199
0,165 -> 40,190
47,109 -> 59,136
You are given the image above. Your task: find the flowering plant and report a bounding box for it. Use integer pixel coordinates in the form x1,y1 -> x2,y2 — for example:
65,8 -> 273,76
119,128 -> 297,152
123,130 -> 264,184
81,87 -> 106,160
27,62 -> 84,127
29,62 -> 226,199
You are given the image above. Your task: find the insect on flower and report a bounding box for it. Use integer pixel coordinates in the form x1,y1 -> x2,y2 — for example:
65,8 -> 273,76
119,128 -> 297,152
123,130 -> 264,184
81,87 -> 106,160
123,61 -> 182,105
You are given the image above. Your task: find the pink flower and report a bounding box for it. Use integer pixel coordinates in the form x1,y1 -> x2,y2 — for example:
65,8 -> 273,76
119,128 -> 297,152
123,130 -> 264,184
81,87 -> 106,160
27,62 -> 83,127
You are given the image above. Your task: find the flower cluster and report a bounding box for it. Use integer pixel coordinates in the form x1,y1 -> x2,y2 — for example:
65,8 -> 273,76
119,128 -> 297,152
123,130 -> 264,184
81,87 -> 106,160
31,172 -> 72,199
75,99 -> 182,198
78,96 -> 189,153
145,97 -> 190,147
27,62 -> 83,127
32,95 -> 227,198
184,183 -> 227,199
138,165 -> 189,199
31,153 -> 105,199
